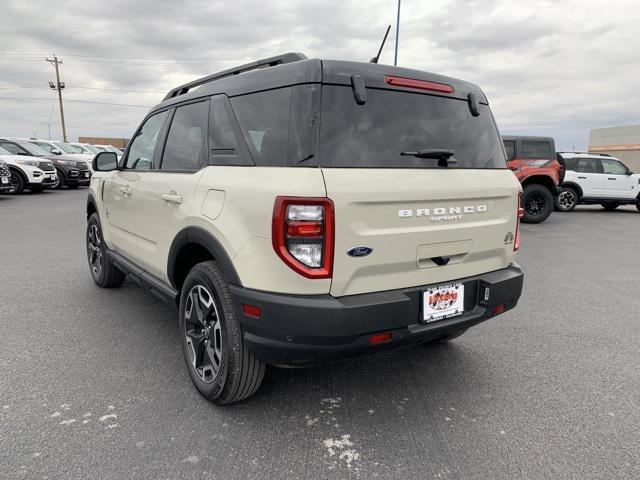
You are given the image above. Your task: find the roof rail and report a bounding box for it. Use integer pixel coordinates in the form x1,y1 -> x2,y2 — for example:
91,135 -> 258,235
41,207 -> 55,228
557,151 -> 611,156
163,52 -> 308,101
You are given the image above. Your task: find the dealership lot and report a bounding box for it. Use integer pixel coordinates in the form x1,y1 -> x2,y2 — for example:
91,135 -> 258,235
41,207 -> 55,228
0,190 -> 638,479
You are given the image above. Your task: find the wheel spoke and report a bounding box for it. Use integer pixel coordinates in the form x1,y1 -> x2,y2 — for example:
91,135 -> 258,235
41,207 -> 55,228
183,283 -> 223,384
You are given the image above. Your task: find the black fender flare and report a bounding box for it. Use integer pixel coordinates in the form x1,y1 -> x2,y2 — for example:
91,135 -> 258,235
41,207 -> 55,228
167,226 -> 242,288
86,192 -> 99,218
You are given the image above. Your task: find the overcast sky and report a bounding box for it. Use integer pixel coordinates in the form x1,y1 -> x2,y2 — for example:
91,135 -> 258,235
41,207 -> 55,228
1,0 -> 638,149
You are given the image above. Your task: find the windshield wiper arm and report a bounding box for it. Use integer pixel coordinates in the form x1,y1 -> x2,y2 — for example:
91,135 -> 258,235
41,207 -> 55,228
400,149 -> 457,167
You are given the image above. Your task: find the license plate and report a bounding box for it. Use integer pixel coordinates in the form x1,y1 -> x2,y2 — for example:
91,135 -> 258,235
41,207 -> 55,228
84,172 -> 90,178
49,175 -> 56,180
423,283 -> 464,322
1,177 -> 8,184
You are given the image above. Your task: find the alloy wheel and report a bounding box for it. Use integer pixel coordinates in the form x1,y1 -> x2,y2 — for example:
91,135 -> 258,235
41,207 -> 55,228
558,190 -> 576,210
87,224 -> 103,277
184,285 -> 223,383
525,193 -> 546,216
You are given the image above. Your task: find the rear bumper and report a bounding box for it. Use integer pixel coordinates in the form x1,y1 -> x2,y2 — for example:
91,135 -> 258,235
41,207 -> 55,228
231,263 -> 524,367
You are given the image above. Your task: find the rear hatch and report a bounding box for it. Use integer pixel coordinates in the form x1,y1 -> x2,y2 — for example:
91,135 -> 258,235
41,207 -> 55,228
319,63 -> 521,297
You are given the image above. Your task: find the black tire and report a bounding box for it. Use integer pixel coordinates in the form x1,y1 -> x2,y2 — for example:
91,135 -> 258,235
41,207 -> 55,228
521,183 -> 554,223
9,169 -> 25,194
601,202 -> 619,211
637,200 -> 640,213
424,328 -> 469,345
86,213 -> 125,288
555,187 -> 578,212
51,169 -> 65,190
179,261 -> 265,405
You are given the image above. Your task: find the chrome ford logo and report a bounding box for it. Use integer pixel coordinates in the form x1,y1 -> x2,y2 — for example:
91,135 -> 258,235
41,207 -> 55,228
347,246 -> 373,258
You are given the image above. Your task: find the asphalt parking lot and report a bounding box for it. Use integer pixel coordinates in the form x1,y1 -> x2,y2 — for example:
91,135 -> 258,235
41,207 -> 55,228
1,189 -> 639,480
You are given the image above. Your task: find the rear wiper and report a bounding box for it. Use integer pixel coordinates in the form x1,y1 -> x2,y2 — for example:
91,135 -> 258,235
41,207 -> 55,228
400,149 -> 458,167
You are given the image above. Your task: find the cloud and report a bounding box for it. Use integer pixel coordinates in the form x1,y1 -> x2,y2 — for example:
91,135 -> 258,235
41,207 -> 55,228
0,0 -> 638,149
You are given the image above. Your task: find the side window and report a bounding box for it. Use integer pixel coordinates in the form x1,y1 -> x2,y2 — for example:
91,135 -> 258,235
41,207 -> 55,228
0,142 -> 25,155
564,158 -> 576,171
230,87 -> 292,166
208,96 -> 251,166
521,140 -> 552,159
36,142 -> 53,153
503,141 -> 515,160
576,158 -> 601,174
602,159 -> 628,175
504,140 -> 516,160
125,111 -> 168,170
161,101 -> 208,171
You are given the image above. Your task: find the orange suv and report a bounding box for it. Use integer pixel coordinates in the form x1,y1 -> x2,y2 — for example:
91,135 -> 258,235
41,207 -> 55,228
502,136 -> 563,223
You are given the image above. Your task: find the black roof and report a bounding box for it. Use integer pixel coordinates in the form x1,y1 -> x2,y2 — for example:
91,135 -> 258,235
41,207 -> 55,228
152,52 -> 488,113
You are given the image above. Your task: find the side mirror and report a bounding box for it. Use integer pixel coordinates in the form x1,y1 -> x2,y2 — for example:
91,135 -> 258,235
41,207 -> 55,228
51,149 -> 62,155
93,151 -> 118,172
17,151 -> 28,156
627,170 -> 633,175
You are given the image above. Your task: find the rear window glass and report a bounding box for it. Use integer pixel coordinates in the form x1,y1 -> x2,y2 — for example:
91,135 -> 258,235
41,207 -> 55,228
521,140 -> 553,159
319,86 -> 506,169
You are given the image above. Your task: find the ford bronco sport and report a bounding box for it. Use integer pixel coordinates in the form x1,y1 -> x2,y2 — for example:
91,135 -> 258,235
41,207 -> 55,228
502,135 -> 563,223
86,53 -> 524,404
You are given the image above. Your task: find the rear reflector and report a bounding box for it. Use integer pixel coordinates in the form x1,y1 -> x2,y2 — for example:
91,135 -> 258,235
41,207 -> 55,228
368,332 -> 392,345
384,75 -> 454,94
242,304 -> 261,318
492,304 -> 506,315
514,192 -> 524,251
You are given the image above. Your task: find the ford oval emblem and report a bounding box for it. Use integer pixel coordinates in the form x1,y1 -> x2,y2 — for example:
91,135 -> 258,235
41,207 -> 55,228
347,246 -> 373,258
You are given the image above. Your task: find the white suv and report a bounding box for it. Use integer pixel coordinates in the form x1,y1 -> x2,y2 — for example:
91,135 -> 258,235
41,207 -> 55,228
0,145 -> 57,193
86,53 -> 525,404
556,152 -> 640,212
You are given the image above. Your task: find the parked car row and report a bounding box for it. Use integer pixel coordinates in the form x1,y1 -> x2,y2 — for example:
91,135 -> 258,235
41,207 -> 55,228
502,136 -> 639,221
0,138 -> 123,194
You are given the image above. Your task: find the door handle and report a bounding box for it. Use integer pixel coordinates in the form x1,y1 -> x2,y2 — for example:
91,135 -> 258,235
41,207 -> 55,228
161,193 -> 183,205
577,176 -> 587,179
607,177 -> 616,180
119,186 -> 132,196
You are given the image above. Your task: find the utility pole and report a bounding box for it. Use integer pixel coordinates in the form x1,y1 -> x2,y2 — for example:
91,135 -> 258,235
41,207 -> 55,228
46,55 -> 67,142
394,0 -> 401,65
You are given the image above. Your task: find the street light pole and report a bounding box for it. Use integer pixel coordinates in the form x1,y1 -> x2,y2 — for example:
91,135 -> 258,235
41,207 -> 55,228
46,54 -> 68,142
394,0 -> 401,66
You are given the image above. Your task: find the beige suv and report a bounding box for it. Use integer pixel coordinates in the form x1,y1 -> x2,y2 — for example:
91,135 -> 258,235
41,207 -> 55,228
86,53 -> 524,404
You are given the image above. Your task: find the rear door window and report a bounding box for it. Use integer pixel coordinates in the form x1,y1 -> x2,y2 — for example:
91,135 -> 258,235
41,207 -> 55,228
161,101 -> 208,171
575,158 -> 602,174
208,96 -> 252,166
319,86 -> 506,169
521,140 -> 553,159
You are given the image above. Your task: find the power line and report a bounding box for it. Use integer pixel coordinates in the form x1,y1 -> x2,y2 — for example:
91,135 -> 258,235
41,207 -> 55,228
66,85 -> 165,94
0,97 -> 152,108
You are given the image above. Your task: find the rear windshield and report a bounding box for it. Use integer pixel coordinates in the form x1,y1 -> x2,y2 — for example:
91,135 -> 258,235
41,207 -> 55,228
319,86 -> 506,169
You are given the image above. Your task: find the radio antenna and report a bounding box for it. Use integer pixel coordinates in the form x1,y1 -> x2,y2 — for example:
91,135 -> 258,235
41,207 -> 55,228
370,25 -> 392,64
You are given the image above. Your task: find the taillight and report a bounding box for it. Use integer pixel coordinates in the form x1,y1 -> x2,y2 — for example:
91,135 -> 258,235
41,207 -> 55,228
514,192 -> 524,252
272,197 -> 334,279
